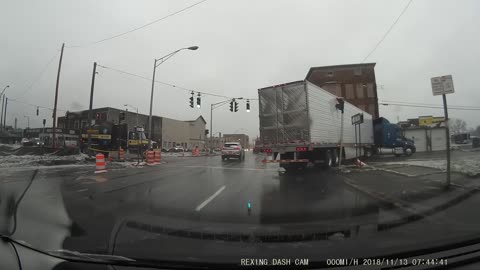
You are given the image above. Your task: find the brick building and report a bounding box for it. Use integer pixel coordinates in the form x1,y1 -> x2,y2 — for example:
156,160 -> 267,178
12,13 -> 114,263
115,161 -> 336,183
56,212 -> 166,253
305,63 -> 379,119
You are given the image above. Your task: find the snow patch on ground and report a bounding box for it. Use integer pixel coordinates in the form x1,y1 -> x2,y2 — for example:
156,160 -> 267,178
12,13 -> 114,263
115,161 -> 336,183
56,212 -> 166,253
0,152 -> 90,168
0,143 -> 22,149
383,159 -> 480,177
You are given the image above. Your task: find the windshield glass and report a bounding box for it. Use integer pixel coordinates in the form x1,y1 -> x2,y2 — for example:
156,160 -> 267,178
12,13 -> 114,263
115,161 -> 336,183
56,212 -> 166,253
224,143 -> 240,148
2,0 -> 480,268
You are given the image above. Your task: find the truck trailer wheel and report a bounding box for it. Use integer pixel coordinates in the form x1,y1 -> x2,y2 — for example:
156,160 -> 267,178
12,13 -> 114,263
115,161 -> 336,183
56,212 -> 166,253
332,150 -> 339,167
322,150 -> 333,170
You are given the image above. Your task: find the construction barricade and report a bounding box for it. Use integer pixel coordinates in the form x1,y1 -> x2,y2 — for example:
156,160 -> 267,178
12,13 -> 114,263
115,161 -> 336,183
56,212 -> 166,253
118,147 -> 125,161
154,149 -> 161,164
147,150 -> 155,166
95,153 -> 107,174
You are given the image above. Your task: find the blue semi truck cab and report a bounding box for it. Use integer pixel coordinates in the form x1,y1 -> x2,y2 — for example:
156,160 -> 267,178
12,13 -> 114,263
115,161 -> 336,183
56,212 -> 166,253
373,117 -> 416,156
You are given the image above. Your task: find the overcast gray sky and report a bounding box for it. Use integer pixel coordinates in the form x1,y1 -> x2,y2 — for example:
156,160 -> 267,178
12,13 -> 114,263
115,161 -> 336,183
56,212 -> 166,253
1,0 -> 479,138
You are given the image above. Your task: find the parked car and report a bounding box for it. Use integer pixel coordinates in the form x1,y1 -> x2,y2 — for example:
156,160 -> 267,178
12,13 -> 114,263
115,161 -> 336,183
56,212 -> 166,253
168,146 -> 185,153
221,142 -> 245,161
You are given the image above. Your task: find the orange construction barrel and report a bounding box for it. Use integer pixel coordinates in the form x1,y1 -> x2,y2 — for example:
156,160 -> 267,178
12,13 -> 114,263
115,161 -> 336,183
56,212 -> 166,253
147,150 -> 155,165
95,153 -> 107,174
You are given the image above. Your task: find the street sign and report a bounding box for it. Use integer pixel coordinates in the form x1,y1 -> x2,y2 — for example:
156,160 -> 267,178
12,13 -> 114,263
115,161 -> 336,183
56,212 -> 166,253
351,113 -> 364,125
431,75 -> 455,96
136,127 -> 144,132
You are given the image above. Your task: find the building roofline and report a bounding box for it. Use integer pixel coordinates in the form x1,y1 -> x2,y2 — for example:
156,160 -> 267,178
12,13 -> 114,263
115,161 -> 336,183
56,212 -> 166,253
185,115 -> 206,124
305,62 -> 376,80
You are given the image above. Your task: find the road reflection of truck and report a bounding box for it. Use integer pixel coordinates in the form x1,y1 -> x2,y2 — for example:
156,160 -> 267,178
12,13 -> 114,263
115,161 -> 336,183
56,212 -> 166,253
81,122 -> 153,153
257,80 -> 415,171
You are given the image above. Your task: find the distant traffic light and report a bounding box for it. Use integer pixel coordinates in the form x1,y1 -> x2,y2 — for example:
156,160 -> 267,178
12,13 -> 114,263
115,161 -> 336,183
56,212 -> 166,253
229,100 -> 234,112
205,129 -> 209,136
246,100 -> 250,112
234,101 -> 239,112
36,106 -> 39,116
189,93 -> 194,108
196,93 -> 201,108
335,97 -> 344,113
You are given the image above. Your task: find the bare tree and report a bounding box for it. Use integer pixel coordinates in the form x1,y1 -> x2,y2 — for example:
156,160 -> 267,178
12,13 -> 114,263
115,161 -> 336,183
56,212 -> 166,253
475,125 -> 480,136
449,118 -> 467,134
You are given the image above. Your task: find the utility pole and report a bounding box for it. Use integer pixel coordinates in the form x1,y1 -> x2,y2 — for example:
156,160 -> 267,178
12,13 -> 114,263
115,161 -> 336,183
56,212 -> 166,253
14,118 -> 17,129
87,62 -> 97,154
52,43 -> 65,148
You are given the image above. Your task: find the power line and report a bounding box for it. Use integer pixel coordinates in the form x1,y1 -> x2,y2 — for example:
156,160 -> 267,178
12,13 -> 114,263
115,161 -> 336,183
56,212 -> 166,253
381,100 -> 480,109
10,50 -> 60,101
8,99 -> 67,112
67,0 -> 208,48
380,102 -> 480,111
97,64 -> 258,100
362,0 -> 414,62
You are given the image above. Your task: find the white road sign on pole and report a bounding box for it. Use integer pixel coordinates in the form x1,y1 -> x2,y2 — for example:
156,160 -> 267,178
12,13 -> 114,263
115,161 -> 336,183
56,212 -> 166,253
431,75 -> 455,96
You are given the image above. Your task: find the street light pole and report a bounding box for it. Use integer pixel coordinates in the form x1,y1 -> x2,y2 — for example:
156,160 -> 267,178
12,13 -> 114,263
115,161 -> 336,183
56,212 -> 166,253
148,46 -> 198,149
148,59 -> 157,149
52,43 -> 65,149
0,85 -> 10,131
0,95 -> 4,131
87,62 -> 97,154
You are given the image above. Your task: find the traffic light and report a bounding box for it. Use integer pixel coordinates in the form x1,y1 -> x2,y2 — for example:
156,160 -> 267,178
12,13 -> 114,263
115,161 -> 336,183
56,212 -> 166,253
205,129 -> 209,136
335,97 -> 344,113
196,93 -> 201,108
234,101 -> 239,112
230,100 -> 234,112
189,94 -> 194,108
246,100 -> 250,112
36,106 -> 39,116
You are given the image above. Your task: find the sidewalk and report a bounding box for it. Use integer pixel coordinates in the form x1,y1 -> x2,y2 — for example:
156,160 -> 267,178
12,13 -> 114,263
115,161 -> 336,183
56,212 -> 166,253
341,168 -> 478,231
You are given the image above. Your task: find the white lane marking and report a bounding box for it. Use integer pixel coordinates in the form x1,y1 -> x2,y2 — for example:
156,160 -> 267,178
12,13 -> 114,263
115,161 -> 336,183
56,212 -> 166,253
195,185 -> 226,211
75,189 -> 88,192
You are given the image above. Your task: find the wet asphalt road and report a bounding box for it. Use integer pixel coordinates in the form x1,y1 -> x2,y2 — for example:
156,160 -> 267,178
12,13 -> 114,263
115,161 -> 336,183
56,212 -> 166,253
1,152 -> 382,251
5,151 -> 480,263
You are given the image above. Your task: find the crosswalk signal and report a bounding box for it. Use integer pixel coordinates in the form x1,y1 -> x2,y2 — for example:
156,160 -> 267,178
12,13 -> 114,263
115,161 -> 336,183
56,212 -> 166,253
234,101 -> 239,112
229,100 -> 234,112
335,97 -> 344,113
189,93 -> 194,108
